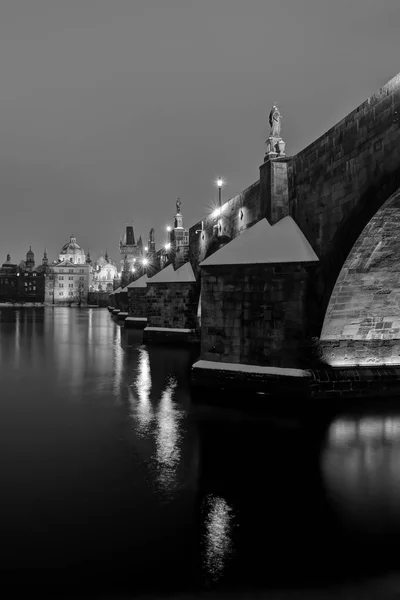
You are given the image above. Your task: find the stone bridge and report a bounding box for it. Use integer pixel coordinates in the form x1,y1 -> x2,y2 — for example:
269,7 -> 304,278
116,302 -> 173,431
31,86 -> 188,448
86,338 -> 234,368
187,72 -> 400,369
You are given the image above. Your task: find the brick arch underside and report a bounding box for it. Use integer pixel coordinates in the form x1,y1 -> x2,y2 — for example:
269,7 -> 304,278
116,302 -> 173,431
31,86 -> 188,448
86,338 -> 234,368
320,187 -> 400,366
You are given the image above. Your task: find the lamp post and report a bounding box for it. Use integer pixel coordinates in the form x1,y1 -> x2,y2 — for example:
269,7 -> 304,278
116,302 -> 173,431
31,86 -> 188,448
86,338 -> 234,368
217,177 -> 223,208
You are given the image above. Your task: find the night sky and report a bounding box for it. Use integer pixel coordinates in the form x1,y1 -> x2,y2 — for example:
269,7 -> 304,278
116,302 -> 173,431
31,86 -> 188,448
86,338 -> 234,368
0,0 -> 398,265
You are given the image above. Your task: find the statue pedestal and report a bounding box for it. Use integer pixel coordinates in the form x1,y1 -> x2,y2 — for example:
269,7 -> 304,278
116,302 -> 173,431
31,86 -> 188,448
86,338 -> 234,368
264,136 -> 286,162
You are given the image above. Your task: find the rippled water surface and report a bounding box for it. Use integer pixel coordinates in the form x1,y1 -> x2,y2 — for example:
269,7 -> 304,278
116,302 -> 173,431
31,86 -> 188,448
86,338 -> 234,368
1,307 -> 400,598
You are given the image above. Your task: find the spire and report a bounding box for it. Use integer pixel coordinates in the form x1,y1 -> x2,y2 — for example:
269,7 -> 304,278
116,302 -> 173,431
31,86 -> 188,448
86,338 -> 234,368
138,236 -> 143,251
6,253 -> 10,262
148,228 -> 156,254
26,246 -> 35,269
105,249 -> 109,262
86,250 -> 92,265
42,248 -> 48,266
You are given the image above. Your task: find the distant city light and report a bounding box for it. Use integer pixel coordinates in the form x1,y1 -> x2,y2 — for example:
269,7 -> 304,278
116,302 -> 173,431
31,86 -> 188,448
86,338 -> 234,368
132,258 -> 136,263
131,267 -> 136,273
165,243 -> 171,251
144,246 -> 148,252
142,258 -> 149,266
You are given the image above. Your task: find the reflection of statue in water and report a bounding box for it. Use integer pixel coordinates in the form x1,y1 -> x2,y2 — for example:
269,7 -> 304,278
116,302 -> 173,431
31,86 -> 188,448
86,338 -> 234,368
269,104 -> 282,138
176,198 -> 182,214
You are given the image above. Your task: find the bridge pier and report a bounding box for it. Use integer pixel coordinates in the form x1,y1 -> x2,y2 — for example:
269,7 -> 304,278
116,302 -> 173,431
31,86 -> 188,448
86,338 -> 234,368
142,262 -> 200,345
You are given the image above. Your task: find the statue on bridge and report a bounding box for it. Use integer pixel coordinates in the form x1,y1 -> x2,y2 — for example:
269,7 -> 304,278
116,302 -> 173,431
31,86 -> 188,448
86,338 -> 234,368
176,198 -> 182,214
269,104 -> 282,138
265,103 -> 285,160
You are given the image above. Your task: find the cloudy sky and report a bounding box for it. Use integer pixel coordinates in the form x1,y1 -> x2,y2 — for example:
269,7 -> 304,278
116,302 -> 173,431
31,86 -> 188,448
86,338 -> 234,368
0,0 -> 398,264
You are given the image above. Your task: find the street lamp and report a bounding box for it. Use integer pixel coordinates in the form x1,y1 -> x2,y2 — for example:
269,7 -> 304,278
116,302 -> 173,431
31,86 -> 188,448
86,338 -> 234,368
166,226 -> 172,233
165,243 -> 171,251
142,258 -> 148,267
144,246 -> 148,252
217,177 -> 224,208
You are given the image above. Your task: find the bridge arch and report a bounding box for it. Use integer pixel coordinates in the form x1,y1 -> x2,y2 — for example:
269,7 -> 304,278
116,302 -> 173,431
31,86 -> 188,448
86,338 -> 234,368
319,184 -> 400,366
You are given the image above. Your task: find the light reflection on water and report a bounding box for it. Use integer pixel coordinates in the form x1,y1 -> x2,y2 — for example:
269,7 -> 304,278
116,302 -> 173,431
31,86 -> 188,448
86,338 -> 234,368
202,494 -> 235,583
155,376 -> 183,496
112,325 -> 123,400
131,347 -> 153,434
6,308 -> 400,594
322,414 -> 400,531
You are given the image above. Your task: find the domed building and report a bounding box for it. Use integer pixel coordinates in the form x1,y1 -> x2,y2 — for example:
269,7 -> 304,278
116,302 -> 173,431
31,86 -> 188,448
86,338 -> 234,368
59,236 -> 86,264
50,235 -> 91,304
91,251 -> 119,292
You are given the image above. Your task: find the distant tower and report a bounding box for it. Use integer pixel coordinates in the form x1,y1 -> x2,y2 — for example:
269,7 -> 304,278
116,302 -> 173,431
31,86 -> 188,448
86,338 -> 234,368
148,228 -> 156,255
172,199 -> 189,270
86,250 -> 92,265
42,249 -> 48,267
105,249 -> 109,263
119,224 -> 141,287
25,246 -> 35,270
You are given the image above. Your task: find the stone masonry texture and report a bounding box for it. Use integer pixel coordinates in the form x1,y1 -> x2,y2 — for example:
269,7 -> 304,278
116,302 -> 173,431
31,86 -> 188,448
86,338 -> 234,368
200,263 -> 316,368
146,282 -> 199,329
128,287 -> 147,317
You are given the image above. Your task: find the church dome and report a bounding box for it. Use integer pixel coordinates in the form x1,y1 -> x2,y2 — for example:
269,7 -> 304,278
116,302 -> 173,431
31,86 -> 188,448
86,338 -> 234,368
59,236 -> 86,264
60,236 -> 85,256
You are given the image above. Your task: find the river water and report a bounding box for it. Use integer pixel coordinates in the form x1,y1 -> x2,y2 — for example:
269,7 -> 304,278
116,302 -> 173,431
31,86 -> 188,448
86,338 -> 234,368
1,307 -> 400,598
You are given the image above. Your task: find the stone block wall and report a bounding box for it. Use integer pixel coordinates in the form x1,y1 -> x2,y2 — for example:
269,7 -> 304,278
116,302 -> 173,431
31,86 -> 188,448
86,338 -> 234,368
146,282 -> 199,329
128,287 -> 147,317
286,73 -> 400,335
290,74 -> 400,259
200,263 -> 316,368
119,291 -> 129,312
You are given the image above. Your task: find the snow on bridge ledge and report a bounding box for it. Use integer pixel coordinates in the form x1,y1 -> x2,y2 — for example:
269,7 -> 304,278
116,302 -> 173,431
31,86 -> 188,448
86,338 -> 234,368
144,327 -> 194,333
147,261 -> 196,283
192,360 -> 311,378
199,216 -> 319,266
127,274 -> 148,288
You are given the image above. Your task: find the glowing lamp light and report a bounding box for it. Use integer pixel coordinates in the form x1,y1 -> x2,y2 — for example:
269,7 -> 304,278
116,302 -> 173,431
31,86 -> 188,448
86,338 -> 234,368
165,243 -> 171,251
211,207 -> 221,219
131,267 -> 136,273
142,258 -> 149,266
217,178 -> 224,188
166,226 -> 172,232
144,246 -> 148,252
